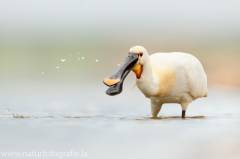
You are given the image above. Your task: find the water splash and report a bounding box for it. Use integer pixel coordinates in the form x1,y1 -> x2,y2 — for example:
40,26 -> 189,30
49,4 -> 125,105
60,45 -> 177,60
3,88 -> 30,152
70,55 -> 71,57
82,57 -> 84,59
42,72 -> 44,74
56,65 -> 59,69
78,52 -> 79,54
61,57 -> 66,62
96,59 -> 98,62
12,113 -> 30,118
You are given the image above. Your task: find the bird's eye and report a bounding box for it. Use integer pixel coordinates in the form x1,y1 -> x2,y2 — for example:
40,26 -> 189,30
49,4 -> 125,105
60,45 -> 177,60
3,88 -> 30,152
140,52 -> 143,56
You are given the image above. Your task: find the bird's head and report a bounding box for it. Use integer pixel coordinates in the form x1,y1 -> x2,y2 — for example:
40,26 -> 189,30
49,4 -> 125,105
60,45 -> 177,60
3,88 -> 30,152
129,46 -> 148,79
103,46 -> 148,96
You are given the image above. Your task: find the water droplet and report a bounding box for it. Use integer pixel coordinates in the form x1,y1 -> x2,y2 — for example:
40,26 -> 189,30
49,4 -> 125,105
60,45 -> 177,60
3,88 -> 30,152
56,65 -> 59,69
117,63 -> 120,66
61,57 -> 66,62
42,72 -> 44,74
6,109 -> 10,112
78,58 -> 80,60
82,57 -> 84,59
96,59 -> 98,62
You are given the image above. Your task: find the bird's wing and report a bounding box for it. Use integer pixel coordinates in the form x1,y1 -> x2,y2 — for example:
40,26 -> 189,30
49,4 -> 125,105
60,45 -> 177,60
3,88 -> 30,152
183,54 -> 208,98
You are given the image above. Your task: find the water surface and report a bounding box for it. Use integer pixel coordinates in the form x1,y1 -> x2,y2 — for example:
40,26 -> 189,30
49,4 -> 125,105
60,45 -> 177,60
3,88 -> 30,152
1,87 -> 240,159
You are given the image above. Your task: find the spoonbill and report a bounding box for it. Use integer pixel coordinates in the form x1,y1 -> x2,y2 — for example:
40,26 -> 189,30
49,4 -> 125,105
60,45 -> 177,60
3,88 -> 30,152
103,46 -> 208,118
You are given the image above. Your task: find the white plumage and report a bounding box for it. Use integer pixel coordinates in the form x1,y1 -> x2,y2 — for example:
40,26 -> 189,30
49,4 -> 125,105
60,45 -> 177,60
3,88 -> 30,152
130,46 -> 208,118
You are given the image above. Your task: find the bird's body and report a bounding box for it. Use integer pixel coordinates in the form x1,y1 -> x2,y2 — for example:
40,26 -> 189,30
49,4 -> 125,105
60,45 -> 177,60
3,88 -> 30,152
135,51 -> 208,117
104,46 -> 208,118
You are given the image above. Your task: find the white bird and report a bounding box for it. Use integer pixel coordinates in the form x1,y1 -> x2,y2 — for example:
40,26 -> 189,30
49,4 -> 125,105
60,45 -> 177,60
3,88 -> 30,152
104,46 -> 208,118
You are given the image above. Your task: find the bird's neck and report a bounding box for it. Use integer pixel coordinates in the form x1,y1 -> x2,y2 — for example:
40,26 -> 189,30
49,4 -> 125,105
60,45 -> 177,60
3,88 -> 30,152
136,56 -> 158,97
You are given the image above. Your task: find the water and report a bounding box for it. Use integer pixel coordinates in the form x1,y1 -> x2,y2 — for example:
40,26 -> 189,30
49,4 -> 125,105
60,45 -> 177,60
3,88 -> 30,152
1,86 -> 240,159
61,57 -> 66,62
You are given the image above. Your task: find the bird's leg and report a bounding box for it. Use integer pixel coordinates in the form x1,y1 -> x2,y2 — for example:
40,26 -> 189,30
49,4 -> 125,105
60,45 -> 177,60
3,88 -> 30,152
181,102 -> 189,119
182,110 -> 186,118
151,100 -> 162,118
